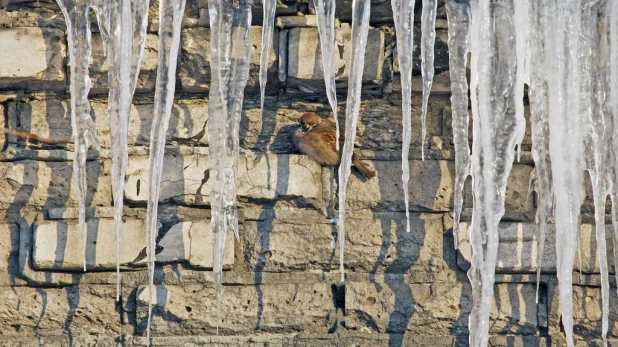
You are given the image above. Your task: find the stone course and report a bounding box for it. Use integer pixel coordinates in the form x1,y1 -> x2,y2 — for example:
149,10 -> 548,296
0,0 -> 611,345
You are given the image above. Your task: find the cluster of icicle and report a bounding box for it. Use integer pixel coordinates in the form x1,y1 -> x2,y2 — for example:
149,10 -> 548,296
447,0 -> 618,346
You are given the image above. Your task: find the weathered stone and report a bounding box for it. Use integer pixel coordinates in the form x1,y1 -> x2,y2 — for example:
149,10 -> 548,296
346,281 -> 538,336
458,222 -> 617,274
7,97 -> 208,148
0,223 -> 19,275
242,212 -> 455,279
178,26 -> 278,93
0,160 -> 112,210
335,0 -> 396,24
89,33 -> 159,94
286,27 -> 385,87
0,285 -> 120,336
275,15 -> 339,29
124,153 -> 322,205
0,27 -> 65,90
134,283 -> 336,335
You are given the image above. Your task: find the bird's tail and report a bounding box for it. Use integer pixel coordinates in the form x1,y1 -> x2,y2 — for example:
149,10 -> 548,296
352,158 -> 376,180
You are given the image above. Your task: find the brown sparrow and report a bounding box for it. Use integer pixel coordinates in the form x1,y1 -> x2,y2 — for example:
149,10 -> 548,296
293,112 -> 375,180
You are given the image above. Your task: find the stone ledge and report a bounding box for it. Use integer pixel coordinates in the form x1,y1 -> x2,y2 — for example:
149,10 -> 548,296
31,218 -> 234,271
0,27 -> 65,90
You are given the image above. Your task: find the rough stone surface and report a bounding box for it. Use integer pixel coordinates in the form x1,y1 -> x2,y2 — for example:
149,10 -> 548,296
0,27 -> 65,90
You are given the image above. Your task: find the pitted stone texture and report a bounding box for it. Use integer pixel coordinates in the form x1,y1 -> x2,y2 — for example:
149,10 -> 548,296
135,283 -> 336,335
0,160 -> 112,210
0,27 -> 65,90
458,222 -> 616,274
346,281 -> 538,336
32,218 -> 234,271
179,26 -> 278,93
242,212 -> 455,278
89,33 -> 159,94
0,285 -> 120,336
0,223 -> 19,276
124,153 -> 322,205
287,27 -> 384,89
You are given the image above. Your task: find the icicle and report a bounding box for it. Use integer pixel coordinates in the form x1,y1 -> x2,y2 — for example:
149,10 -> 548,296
611,0 -> 618,300
337,0 -> 371,282
391,0 -> 415,234
445,0 -> 470,248
527,0 -> 552,304
208,0 -> 253,330
467,0 -> 522,345
512,0 -> 528,162
313,0 -> 340,149
97,0 -> 150,303
541,1 -> 585,345
420,0 -> 436,161
57,0 -> 101,272
259,0 -> 276,119
145,0 -> 186,341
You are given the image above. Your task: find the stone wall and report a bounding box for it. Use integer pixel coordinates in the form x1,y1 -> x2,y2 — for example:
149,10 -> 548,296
0,0 -> 613,346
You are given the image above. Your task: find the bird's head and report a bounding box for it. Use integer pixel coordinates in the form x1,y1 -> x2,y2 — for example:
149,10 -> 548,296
298,112 -> 322,132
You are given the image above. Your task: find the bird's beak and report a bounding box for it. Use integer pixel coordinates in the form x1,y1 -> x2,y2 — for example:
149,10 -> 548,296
302,123 -> 311,131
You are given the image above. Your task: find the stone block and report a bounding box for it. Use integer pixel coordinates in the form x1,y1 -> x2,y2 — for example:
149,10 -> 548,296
134,283 -> 335,335
124,153 -> 322,204
32,218 -> 233,270
7,98 -> 208,148
0,285 -> 120,336
287,27 -> 384,87
242,212 -> 454,278
178,26 -> 278,93
0,27 -> 65,90
346,281 -> 538,336
457,222 -> 616,274
0,160 -> 112,210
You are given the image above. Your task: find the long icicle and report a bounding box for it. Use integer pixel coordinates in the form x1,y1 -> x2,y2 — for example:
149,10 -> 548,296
445,0 -> 470,248
391,0 -> 415,233
467,0 -> 523,345
99,0 -> 150,302
259,0 -> 276,119
208,0 -> 253,331
313,0 -> 340,149
337,0 -> 371,282
57,0 -> 101,272
420,0 -> 436,161
145,0 -> 186,341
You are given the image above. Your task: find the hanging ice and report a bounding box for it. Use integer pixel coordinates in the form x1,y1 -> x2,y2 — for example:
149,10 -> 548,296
611,0 -> 618,302
57,0 -> 101,272
420,0 -> 436,161
467,0 -> 522,345
445,0 -> 470,248
337,0 -> 371,282
314,0 -> 340,149
391,0 -> 415,233
259,0 -> 276,118
208,0 -> 253,329
512,0 -> 528,161
144,0 -> 186,341
94,0 -> 150,302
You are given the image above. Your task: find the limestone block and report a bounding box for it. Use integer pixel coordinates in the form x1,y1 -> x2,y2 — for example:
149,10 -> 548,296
287,27 -> 384,86
178,26 -> 278,93
346,281 -> 538,336
0,160 -> 112,210
0,285 -> 120,336
89,33 -> 160,93
135,283 -> 335,335
0,27 -> 66,90
32,218 -> 234,270
458,222 -> 616,274
157,220 -> 234,269
342,159 -> 453,212
7,98 -> 208,148
242,212 -> 454,278
124,153 -> 322,204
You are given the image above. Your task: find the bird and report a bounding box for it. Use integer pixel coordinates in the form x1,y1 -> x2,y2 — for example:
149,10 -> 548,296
292,112 -> 376,180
